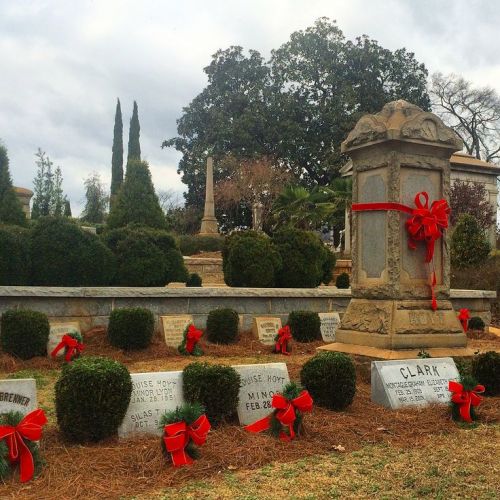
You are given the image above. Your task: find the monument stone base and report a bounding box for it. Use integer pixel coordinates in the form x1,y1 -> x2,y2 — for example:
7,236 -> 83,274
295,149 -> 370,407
335,298 -> 467,349
199,216 -> 219,237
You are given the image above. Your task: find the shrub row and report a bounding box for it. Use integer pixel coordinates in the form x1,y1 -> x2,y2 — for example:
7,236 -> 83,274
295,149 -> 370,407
178,235 -> 223,256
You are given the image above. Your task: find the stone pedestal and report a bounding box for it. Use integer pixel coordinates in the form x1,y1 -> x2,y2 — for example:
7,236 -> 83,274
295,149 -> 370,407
335,100 -> 466,350
199,156 -> 219,236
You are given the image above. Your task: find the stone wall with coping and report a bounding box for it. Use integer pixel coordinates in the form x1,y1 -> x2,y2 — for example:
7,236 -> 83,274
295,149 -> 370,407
0,286 -> 494,333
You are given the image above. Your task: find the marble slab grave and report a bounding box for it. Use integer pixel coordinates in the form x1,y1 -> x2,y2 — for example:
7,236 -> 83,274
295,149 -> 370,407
252,317 -> 282,345
48,321 -> 81,358
161,315 -> 193,348
318,312 -> 341,342
0,378 -> 37,415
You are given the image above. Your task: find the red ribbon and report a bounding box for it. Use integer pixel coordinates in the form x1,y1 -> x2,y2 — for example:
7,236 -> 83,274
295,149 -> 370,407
245,390 -> 313,442
185,325 -> 203,354
0,409 -> 47,482
457,309 -> 470,332
275,326 -> 291,356
51,334 -> 84,362
163,414 -> 211,467
352,191 -> 450,311
448,381 -> 484,423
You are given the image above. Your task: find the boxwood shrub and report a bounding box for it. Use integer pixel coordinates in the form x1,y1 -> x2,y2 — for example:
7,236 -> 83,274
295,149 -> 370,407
206,308 -> 239,344
178,235 -> 223,256
335,272 -> 350,289
300,352 -> 356,410
0,309 -> 49,359
0,225 -> 30,285
55,356 -> 132,442
287,311 -> 321,342
471,351 -> 500,396
107,307 -> 155,350
183,362 -> 240,426
468,316 -> 485,331
186,273 -> 202,287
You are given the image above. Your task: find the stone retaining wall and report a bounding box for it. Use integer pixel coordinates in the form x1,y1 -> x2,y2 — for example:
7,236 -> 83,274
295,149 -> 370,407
0,286 -> 494,333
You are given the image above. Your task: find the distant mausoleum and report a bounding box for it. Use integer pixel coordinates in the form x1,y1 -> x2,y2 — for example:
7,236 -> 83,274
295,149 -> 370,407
13,186 -> 33,219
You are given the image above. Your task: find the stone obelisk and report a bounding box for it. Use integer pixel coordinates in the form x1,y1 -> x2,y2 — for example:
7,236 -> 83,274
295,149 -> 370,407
199,156 -> 219,236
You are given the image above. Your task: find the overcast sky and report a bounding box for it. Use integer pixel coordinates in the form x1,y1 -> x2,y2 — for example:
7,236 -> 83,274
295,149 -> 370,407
1,0 -> 499,215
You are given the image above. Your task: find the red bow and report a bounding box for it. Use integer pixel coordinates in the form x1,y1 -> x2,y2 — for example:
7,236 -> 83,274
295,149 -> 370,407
449,381 -> 485,423
51,334 -> 84,362
163,415 -> 211,467
457,309 -> 470,332
0,409 -> 47,482
245,390 -> 313,442
275,326 -> 291,355
185,325 -> 203,354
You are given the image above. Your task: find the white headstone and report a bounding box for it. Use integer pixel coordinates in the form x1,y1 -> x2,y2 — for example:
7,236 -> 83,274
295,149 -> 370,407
0,379 -> 37,415
232,362 -> 290,425
48,321 -> 81,357
319,312 -> 341,342
252,317 -> 282,346
118,371 -> 184,438
371,357 -> 460,409
161,315 -> 193,348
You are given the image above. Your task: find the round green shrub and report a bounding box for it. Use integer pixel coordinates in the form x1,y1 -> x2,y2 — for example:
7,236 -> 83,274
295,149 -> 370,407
186,273 -> 202,287
183,362 -> 240,426
0,309 -> 49,359
300,352 -> 356,410
179,235 -> 223,256
103,225 -> 188,286
206,308 -> 239,344
55,356 -> 132,442
0,225 -> 30,285
223,231 -> 282,287
451,214 -> 491,269
273,229 -> 335,288
471,351 -> 500,396
287,311 -> 321,342
468,316 -> 485,331
107,307 -> 155,350
30,217 -> 115,286
335,272 -> 350,289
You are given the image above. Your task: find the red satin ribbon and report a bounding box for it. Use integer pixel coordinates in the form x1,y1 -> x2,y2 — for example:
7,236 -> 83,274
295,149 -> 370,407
352,191 -> 450,311
51,334 -> 84,362
163,414 -> 211,467
449,381 -> 484,423
457,308 -> 470,332
0,409 -> 47,482
245,390 -> 313,442
185,325 -> 203,354
275,326 -> 291,356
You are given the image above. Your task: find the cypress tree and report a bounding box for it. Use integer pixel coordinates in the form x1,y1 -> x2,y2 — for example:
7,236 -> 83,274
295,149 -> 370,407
0,143 -> 27,226
107,159 -> 165,229
63,197 -> 72,217
127,101 -> 141,162
110,98 -> 123,202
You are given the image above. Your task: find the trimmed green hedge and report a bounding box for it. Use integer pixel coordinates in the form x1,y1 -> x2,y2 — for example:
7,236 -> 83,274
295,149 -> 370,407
186,273 -> 202,287
0,225 -> 30,285
206,308 -> 239,344
471,351 -> 500,396
178,235 -> 223,256
335,272 -> 350,289
107,307 -> 155,350
287,311 -> 321,342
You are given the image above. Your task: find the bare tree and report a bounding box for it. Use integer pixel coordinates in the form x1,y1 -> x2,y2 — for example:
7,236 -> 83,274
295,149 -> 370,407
157,189 -> 183,214
431,73 -> 500,162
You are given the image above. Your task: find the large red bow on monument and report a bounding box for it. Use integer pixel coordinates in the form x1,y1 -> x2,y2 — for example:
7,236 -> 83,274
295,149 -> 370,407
457,308 -> 470,332
448,381 -> 485,423
275,326 -> 291,355
51,334 -> 84,362
245,390 -> 313,442
185,325 -> 203,354
0,409 -> 47,482
163,414 -> 211,467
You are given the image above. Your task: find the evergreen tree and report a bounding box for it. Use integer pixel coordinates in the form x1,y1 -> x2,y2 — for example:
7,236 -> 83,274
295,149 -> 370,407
63,197 -> 72,217
107,159 -> 165,229
81,172 -> 108,224
127,101 -> 141,162
52,166 -> 64,216
110,98 -> 123,203
0,142 -> 27,226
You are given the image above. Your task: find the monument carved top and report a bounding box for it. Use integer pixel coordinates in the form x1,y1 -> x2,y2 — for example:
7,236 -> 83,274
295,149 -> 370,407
341,100 -> 463,152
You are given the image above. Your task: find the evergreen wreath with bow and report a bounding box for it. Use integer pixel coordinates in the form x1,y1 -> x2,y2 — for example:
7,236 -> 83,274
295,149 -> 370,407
178,324 -> 204,356
449,374 -> 485,423
50,331 -> 84,362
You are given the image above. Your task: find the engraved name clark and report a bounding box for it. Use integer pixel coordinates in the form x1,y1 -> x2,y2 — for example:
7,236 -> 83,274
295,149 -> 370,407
399,363 -> 440,380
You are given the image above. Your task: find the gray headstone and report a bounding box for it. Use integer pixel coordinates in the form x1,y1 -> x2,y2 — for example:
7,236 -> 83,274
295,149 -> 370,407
252,317 -> 282,345
0,379 -> 37,415
161,315 -> 193,348
48,321 -> 81,358
371,357 -> 459,409
118,371 -> 184,437
319,312 -> 340,342
232,362 -> 290,425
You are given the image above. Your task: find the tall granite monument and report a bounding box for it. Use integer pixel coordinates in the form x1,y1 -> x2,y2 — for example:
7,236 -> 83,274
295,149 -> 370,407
199,156 -> 219,236
335,100 -> 466,350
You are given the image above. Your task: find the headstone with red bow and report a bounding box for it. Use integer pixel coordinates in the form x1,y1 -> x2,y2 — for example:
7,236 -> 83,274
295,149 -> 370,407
245,382 -> 313,441
50,332 -> 84,362
160,403 -> 210,467
448,376 -> 485,423
273,325 -> 292,355
178,324 -> 204,356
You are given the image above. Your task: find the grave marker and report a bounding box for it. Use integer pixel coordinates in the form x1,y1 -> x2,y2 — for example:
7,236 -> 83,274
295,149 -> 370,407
319,313 -> 341,342
118,371 -> 184,437
232,363 -> 290,425
161,315 -> 193,348
252,317 -> 282,346
0,379 -> 37,415
371,357 -> 459,409
48,321 -> 81,358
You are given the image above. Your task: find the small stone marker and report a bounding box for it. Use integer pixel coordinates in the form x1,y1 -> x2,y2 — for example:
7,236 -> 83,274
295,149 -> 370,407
0,379 -> 37,415
371,357 -> 459,409
161,315 -> 193,348
232,363 -> 290,425
319,312 -> 341,342
118,371 -> 184,437
252,317 -> 282,346
48,321 -> 81,357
